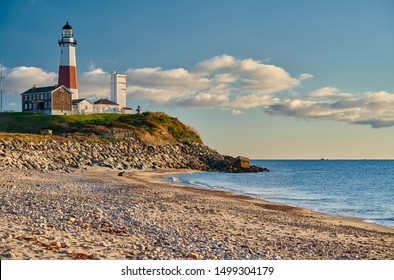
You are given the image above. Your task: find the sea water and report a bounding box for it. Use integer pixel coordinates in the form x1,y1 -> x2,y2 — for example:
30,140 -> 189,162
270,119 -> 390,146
170,160 -> 394,229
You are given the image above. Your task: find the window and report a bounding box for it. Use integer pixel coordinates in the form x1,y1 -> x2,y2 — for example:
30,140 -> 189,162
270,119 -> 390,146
29,104 -> 32,109
41,94 -> 43,99
24,96 -> 27,101
24,104 -> 27,110
29,95 -> 32,100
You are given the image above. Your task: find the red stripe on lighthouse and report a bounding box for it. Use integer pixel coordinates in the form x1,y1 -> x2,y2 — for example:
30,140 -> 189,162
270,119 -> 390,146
58,66 -> 78,89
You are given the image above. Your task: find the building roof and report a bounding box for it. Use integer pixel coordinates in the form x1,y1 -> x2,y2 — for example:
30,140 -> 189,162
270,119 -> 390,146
63,22 -> 72,30
20,85 -> 72,95
94,98 -> 119,105
72,98 -> 92,105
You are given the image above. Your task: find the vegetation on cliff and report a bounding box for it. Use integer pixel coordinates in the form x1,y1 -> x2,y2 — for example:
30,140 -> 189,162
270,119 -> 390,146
0,112 -> 202,145
0,112 -> 267,173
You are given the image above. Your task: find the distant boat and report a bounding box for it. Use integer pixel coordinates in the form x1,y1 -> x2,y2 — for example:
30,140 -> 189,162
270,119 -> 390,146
320,158 -> 329,160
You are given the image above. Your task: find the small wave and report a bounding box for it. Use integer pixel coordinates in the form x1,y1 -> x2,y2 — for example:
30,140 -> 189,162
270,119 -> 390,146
363,218 -> 394,229
183,180 -> 213,189
168,176 -> 180,182
266,196 -> 333,203
370,217 -> 394,222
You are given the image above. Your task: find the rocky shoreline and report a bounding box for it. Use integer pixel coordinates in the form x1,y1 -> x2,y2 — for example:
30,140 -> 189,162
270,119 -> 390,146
0,136 -> 267,173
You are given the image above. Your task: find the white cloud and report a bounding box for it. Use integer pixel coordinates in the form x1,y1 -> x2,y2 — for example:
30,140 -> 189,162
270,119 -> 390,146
126,67 -> 210,102
192,55 -> 302,94
4,66 -> 57,94
126,55 -> 304,108
309,87 -> 339,98
266,90 -> 394,128
309,87 -> 355,100
231,95 -> 280,109
231,109 -> 244,116
193,55 -> 237,75
299,73 -> 314,80
78,67 -> 110,99
172,92 -> 229,108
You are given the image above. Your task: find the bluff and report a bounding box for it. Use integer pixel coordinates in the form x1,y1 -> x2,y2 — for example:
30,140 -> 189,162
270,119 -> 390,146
0,112 -> 202,145
0,112 -> 268,173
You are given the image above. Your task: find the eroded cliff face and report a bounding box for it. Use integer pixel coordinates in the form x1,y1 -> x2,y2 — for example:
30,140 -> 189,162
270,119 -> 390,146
0,136 -> 267,173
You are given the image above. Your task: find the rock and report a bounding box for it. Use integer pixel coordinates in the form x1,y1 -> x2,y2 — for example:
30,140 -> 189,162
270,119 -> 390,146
145,245 -> 153,251
50,241 -> 61,248
186,252 -> 199,260
61,242 -> 71,248
1,252 -> 15,258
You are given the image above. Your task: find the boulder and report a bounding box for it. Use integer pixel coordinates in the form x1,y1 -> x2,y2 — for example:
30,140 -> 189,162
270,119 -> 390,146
232,156 -> 250,169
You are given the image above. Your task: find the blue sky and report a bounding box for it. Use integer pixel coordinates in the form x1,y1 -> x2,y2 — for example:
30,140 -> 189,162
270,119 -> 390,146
1,0 -> 394,158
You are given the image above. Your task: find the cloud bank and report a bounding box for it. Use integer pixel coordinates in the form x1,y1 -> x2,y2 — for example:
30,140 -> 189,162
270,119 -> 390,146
125,55 -> 305,109
3,55 -> 394,128
266,90 -> 394,128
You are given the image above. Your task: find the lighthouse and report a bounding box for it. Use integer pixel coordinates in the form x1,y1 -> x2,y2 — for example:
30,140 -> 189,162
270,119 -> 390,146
58,22 -> 78,99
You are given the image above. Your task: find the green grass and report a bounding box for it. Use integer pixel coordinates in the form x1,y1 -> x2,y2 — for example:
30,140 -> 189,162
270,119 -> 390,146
0,112 -> 202,144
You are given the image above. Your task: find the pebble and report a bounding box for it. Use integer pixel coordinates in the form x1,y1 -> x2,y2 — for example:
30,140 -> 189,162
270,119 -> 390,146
61,243 -> 70,248
186,252 -> 199,260
50,242 -> 61,248
1,252 -> 15,258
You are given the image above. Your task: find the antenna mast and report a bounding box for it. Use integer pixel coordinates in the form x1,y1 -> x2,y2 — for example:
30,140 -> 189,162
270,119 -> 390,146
0,62 -> 4,113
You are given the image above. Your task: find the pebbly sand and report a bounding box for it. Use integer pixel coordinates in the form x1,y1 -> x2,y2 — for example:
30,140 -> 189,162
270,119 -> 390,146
0,166 -> 393,260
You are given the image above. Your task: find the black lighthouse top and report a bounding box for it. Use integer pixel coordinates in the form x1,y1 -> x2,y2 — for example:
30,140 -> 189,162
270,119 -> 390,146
62,22 -> 72,30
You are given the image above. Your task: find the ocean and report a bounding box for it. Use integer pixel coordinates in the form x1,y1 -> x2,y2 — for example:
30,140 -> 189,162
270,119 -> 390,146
169,160 -> 394,229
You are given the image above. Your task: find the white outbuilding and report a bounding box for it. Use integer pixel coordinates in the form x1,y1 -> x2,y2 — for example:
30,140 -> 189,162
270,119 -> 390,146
72,98 -> 93,115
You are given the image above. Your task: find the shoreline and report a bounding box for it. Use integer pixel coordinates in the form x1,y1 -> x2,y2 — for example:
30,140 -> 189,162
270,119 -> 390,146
136,168 -> 394,234
1,166 -> 393,260
155,169 -> 394,233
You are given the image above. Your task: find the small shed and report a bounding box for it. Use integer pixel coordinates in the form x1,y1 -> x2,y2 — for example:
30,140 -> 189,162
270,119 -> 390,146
121,107 -> 133,114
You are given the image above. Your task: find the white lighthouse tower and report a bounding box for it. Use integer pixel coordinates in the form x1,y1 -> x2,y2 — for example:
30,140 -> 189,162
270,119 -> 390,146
58,22 -> 78,99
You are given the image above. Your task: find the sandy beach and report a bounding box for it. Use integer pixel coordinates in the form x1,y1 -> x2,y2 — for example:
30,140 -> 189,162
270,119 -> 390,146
0,166 -> 393,260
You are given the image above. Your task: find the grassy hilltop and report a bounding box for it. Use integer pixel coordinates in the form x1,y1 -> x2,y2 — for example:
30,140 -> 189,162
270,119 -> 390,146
0,112 -> 202,145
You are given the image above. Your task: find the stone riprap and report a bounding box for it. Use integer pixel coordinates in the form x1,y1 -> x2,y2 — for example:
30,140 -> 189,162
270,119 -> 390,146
0,137 -> 266,173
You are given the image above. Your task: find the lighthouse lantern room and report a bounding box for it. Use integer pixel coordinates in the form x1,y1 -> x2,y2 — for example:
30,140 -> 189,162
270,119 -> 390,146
58,22 -> 78,100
